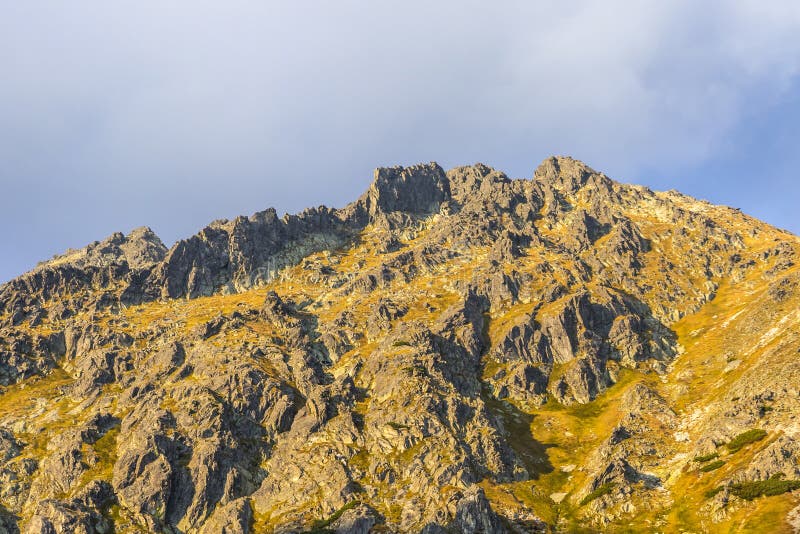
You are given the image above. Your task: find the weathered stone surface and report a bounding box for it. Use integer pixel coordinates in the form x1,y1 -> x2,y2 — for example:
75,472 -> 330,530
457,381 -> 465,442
449,486 -> 509,534
25,483 -> 114,534
0,156 -> 798,532
197,498 -> 251,534
329,503 -> 381,534
357,163 -> 450,221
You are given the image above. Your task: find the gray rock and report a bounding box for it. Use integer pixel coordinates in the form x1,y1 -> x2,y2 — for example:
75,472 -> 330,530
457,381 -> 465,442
356,163 -> 450,221
0,429 -> 22,464
450,486 -> 509,534
330,503 -> 381,534
0,155 -> 794,533
197,498 -> 251,534
25,499 -> 111,534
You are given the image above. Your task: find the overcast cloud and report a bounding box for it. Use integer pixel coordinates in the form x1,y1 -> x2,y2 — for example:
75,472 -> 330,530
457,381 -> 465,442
2,1 -> 800,282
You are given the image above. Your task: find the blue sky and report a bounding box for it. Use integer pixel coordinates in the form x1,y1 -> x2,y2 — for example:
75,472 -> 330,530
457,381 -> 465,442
2,1 -> 800,283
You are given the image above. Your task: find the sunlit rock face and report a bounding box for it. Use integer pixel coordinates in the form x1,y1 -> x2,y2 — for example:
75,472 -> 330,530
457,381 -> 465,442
1,156 -> 799,532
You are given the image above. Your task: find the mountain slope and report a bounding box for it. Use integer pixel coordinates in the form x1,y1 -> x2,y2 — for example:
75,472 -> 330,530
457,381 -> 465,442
1,157 -> 799,533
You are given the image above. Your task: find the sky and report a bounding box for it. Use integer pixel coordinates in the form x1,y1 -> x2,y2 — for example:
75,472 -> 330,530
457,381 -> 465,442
2,1 -> 800,283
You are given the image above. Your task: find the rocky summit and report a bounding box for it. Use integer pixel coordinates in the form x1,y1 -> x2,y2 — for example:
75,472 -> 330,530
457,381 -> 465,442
1,156 -> 800,533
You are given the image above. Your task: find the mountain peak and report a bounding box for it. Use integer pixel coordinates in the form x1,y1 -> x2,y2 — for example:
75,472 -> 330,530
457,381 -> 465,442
35,226 -> 166,273
533,155 -> 610,193
360,162 -> 450,219
1,158 -> 799,533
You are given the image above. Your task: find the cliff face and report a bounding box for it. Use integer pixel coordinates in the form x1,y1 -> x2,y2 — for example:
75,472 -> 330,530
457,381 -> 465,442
1,156 -> 799,533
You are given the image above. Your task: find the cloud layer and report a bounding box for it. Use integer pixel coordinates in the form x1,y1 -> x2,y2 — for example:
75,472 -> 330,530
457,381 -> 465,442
2,1 -> 800,281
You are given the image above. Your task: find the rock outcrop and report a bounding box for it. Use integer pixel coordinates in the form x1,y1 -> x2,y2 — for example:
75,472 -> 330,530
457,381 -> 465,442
0,156 -> 798,532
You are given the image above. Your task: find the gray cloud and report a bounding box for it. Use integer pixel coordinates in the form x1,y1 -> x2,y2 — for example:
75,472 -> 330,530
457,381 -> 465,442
2,1 -> 800,281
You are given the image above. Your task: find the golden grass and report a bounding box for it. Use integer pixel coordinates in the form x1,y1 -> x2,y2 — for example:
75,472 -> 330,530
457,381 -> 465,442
76,425 -> 120,492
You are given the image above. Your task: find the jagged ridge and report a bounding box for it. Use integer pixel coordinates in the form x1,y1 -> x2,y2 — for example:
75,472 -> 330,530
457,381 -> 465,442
0,156 -> 799,533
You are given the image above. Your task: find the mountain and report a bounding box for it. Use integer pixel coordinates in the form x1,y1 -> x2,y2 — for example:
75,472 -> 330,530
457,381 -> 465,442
1,156 -> 799,533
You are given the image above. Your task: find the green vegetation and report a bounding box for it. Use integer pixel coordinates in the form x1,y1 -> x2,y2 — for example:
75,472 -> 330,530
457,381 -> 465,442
580,483 -> 615,506
699,460 -> 725,472
348,449 -> 370,471
307,500 -> 361,533
726,429 -> 767,452
693,452 -> 719,463
704,486 -> 724,499
386,422 -> 409,431
392,340 -> 411,347
730,479 -> 800,500
78,425 -> 121,485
